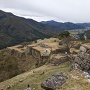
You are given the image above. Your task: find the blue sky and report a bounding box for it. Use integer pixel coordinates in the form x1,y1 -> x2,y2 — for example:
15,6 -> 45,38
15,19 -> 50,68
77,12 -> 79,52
0,0 -> 90,23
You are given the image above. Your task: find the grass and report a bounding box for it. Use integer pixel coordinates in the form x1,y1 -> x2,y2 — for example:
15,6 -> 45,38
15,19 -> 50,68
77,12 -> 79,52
0,48 -> 37,82
61,70 -> 90,90
0,62 -> 69,90
0,62 -> 90,90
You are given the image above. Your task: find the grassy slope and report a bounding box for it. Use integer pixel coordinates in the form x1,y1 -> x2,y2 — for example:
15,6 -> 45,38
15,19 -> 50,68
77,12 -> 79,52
0,62 -> 90,90
0,49 -> 37,82
61,70 -> 90,90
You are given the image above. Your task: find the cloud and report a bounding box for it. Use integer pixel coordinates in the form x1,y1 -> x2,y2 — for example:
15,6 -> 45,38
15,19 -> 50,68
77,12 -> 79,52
0,0 -> 90,22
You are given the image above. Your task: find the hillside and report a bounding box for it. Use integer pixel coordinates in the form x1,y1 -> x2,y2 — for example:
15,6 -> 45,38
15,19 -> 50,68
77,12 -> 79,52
0,62 -> 90,90
77,23 -> 90,28
0,49 -> 38,82
0,36 -> 90,90
0,10 -> 60,49
0,37 -> 81,83
41,20 -> 85,30
0,10 -> 85,49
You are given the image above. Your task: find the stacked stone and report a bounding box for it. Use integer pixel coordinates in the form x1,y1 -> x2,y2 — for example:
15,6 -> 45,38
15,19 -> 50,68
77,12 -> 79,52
41,72 -> 67,90
51,56 -> 69,66
75,43 -> 90,72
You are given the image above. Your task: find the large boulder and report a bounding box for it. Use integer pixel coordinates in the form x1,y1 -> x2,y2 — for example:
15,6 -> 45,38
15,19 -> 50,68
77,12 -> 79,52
41,72 -> 67,90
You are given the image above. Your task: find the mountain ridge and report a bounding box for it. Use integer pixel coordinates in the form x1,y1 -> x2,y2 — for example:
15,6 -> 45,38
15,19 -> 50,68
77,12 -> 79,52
0,10 -> 85,49
0,10 -> 56,49
41,20 -> 85,30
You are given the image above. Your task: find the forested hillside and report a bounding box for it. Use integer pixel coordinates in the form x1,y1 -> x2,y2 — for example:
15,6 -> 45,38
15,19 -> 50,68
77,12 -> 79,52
41,20 -> 85,30
0,10 -> 85,49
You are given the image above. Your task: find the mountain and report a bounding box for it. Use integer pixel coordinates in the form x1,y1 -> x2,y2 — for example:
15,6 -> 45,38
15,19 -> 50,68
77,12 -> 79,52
41,20 -> 85,30
0,10 -> 85,49
77,23 -> 90,28
0,10 -> 61,49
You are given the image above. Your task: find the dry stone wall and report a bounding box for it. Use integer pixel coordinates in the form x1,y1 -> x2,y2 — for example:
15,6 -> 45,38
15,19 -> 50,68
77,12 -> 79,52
75,43 -> 90,72
51,55 -> 69,65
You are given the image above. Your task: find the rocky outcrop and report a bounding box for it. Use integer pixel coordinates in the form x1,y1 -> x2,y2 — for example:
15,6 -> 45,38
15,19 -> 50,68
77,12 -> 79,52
41,72 -> 67,90
75,43 -> 90,72
6,45 -> 26,58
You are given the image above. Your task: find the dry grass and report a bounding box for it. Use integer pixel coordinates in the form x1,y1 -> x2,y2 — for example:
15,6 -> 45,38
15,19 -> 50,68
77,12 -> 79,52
61,70 -> 90,90
0,62 -> 90,90
7,45 -> 25,53
0,62 -> 69,90
70,48 -> 79,54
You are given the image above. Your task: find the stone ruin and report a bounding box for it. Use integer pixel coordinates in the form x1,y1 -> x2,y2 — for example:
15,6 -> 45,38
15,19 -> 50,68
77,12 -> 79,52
75,43 -> 90,72
7,45 -> 27,58
41,72 -> 67,90
51,55 -> 69,66
6,38 -> 69,66
35,42 -> 51,48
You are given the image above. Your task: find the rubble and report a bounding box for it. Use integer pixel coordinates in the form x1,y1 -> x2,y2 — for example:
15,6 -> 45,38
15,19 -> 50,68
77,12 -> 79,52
41,72 -> 67,90
75,43 -> 90,72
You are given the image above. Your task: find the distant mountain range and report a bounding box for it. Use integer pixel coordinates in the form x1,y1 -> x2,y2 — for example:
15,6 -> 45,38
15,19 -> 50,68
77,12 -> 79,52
77,23 -> 90,28
41,20 -> 85,30
77,23 -> 90,39
0,10 -> 86,49
0,10 -> 59,49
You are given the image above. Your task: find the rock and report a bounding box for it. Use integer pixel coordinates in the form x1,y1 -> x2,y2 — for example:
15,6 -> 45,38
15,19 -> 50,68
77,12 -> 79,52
25,87 -> 32,90
77,51 -> 85,58
82,72 -> 90,79
7,85 -> 12,89
41,72 -> 67,90
69,55 -> 76,62
51,56 -> 69,66
40,71 -> 45,75
75,43 -> 90,72
19,79 -> 23,82
80,46 -> 87,52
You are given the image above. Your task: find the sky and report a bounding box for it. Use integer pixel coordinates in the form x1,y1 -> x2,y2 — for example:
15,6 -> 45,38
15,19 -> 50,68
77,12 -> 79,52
0,0 -> 90,23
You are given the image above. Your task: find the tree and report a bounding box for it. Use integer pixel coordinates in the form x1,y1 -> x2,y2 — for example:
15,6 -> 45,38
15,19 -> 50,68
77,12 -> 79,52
59,31 -> 70,38
59,31 -> 76,53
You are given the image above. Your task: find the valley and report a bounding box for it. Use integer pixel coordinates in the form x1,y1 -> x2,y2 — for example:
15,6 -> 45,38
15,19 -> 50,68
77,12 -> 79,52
0,9 -> 90,90
0,10 -> 87,49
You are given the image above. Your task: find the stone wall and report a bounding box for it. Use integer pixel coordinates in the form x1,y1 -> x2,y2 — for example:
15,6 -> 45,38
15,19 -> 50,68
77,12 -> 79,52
51,55 -> 69,65
7,47 -> 26,58
75,43 -> 90,72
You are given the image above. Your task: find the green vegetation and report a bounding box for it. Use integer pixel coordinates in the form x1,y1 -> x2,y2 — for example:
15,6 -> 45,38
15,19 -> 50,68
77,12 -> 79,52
59,31 -> 70,38
0,50 -> 19,82
0,10 -> 54,49
0,10 -> 86,49
41,21 -> 85,30
58,31 -> 77,53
